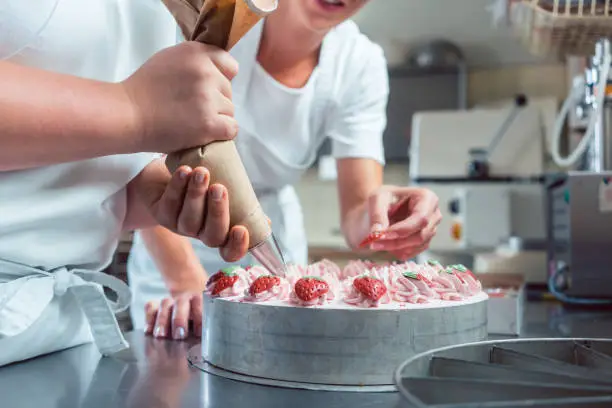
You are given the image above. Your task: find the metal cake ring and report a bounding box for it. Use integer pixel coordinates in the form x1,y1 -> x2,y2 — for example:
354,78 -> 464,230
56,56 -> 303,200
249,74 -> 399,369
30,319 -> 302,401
187,345 -> 397,393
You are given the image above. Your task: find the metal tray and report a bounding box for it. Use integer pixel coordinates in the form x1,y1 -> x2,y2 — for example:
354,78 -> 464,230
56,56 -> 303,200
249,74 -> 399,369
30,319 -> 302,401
395,338 -> 612,407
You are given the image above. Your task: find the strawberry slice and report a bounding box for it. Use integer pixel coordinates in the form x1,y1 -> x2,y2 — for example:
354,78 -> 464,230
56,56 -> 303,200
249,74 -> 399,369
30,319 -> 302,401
249,275 -> 281,296
294,276 -> 330,302
208,266 -> 240,296
358,230 -> 385,248
353,276 -> 387,301
452,264 -> 476,278
402,270 -> 434,286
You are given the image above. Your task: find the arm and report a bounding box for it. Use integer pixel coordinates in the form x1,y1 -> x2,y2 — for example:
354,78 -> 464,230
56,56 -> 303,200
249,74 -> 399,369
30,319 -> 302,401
337,158 -> 383,249
0,61 -> 139,171
327,43 -> 389,249
140,226 -> 208,294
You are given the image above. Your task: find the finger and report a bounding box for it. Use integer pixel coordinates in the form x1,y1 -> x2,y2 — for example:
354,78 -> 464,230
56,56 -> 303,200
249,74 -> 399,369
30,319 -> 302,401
156,166 -> 192,230
385,204 -> 430,237
371,234 -> 424,251
375,216 -> 439,248
206,46 -> 239,80
153,298 -> 175,339
177,167 -> 210,237
368,190 -> 394,232
144,301 -> 159,335
190,294 -> 204,338
217,76 -> 233,101
199,184 -> 230,247
217,94 -> 234,117
220,225 -> 249,262
171,296 -> 191,341
211,115 -> 238,142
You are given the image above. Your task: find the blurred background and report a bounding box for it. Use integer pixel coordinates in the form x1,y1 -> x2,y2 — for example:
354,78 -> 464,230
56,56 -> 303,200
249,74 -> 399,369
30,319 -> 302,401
110,0 -> 612,310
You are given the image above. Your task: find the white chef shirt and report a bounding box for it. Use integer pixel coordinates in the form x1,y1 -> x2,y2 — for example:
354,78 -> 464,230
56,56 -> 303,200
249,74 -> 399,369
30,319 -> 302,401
127,19 -> 390,328
0,0 -> 179,365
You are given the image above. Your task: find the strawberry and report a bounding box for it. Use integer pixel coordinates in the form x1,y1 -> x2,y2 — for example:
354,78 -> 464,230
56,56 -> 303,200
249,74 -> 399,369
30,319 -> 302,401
294,276 -> 329,302
358,231 -> 385,248
353,276 -> 387,301
208,266 -> 240,296
249,275 -> 281,296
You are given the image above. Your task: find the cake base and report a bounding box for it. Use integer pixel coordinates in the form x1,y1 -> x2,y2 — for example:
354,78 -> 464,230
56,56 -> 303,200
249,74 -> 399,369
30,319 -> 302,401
201,293 -> 488,386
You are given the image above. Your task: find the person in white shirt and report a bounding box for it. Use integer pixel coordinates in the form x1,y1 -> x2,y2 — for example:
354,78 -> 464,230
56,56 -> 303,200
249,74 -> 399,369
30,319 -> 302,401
129,0 -> 443,339
0,0 -> 250,366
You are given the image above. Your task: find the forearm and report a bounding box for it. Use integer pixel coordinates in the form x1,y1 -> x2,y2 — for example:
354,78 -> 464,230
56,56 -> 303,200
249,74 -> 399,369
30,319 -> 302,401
140,226 -> 208,294
0,61 -> 140,171
337,158 -> 384,249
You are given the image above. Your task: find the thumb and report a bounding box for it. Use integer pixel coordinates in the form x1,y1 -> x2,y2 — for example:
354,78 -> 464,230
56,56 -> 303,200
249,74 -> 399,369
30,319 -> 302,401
367,190 -> 393,232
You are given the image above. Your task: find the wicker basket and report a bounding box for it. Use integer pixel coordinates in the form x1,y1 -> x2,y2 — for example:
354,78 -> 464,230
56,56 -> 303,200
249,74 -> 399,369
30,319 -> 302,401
509,0 -> 612,58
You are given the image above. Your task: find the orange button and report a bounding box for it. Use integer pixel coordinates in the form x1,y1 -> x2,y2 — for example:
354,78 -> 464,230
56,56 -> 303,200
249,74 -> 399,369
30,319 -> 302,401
451,223 -> 462,241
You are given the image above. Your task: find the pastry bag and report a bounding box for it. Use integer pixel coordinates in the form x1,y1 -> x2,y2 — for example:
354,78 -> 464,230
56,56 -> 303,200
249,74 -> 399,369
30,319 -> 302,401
161,0 -> 287,276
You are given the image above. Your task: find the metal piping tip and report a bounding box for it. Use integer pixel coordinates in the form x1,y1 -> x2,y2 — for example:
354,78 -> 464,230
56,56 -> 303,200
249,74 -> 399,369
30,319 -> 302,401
249,233 -> 288,276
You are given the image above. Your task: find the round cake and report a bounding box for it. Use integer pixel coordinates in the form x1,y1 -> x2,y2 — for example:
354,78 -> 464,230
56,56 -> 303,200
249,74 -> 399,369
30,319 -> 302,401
200,259 -> 488,387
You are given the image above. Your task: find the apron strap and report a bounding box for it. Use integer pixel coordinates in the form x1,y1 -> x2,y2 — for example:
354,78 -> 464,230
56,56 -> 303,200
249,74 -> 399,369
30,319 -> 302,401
0,258 -> 131,356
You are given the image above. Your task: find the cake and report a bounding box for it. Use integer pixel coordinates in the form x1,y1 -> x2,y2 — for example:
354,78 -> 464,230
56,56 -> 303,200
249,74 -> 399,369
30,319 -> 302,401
201,259 -> 488,388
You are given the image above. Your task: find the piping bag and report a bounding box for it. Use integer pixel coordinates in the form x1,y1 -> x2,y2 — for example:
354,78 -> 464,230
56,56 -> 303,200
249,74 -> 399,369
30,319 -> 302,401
161,0 -> 287,276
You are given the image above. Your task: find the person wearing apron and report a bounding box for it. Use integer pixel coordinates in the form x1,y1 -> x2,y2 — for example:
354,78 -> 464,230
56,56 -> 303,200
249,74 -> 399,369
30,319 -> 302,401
0,0 -> 248,367
128,0 -> 443,338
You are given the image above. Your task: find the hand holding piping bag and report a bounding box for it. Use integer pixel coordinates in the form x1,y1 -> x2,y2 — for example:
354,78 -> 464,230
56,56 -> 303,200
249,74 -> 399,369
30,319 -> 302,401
359,187 -> 442,260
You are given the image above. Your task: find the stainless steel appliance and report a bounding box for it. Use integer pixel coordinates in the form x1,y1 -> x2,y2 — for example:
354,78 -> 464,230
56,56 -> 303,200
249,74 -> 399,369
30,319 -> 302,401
546,39 -> 612,302
546,171 -> 612,300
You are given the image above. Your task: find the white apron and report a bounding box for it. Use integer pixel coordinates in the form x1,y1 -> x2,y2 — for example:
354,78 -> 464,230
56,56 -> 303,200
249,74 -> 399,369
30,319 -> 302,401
0,0 -> 179,365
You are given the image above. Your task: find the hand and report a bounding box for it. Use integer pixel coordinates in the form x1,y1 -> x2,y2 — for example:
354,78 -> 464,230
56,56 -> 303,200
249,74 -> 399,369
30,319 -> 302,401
138,160 -> 249,262
364,186 -> 442,260
121,42 -> 239,153
145,292 -> 204,341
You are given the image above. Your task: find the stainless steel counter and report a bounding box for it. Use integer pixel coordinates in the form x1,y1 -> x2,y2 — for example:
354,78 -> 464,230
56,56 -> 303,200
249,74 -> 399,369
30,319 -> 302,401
1,301 -> 612,408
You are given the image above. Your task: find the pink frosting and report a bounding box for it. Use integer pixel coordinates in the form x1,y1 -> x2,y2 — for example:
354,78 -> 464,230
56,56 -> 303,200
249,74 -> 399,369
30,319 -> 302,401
243,276 -> 291,302
245,265 -> 270,283
231,260 -> 483,308
387,265 -> 439,304
289,284 -> 335,307
205,268 -> 249,298
343,271 -> 392,308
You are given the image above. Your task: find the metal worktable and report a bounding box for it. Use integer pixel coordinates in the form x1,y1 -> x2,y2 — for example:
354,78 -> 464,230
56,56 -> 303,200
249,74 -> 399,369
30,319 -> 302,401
2,300 -> 612,408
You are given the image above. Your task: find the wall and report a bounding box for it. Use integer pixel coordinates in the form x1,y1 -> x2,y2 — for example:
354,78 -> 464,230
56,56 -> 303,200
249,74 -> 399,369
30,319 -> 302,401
353,0 -> 551,68
352,0 -> 568,105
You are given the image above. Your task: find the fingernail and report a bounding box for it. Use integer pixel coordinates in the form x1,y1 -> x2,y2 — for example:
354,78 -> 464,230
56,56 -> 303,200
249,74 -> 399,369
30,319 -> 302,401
174,327 -> 187,340
211,186 -> 223,201
195,172 -> 206,184
384,232 -> 400,239
232,229 -> 245,241
144,324 -> 153,334
371,243 -> 384,250
153,326 -> 165,338
179,170 -> 189,180
372,223 -> 383,232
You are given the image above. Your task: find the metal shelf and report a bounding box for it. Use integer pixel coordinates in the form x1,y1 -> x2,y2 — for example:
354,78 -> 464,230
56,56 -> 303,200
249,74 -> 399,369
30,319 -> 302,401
396,338 -> 612,407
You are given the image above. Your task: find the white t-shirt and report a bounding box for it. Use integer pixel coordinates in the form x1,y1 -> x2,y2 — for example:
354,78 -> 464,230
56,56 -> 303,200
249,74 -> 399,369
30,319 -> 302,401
0,0 -> 176,271
0,0 -> 179,365
127,19 -> 390,327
